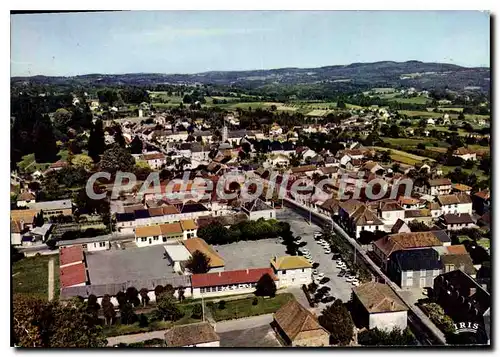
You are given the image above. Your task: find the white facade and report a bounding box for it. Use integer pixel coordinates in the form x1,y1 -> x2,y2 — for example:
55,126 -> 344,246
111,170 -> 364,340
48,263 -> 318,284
355,224 -> 381,239
446,222 -> 475,231
247,209 -> 276,221
83,241 -> 110,252
368,310 -> 408,331
381,210 -> 405,226
192,283 -> 258,299
430,185 -> 452,196
276,267 -> 312,288
440,202 -> 473,215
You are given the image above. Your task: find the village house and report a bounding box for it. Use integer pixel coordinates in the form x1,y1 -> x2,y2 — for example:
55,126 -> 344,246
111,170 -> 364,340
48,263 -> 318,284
387,248 -> 442,289
351,282 -> 408,331
436,193 -> 473,215
164,322 -> 220,347
183,238 -> 225,273
190,267 -> 276,299
452,183 -> 472,195
163,244 -> 192,274
16,191 -> 36,207
289,165 -> 317,178
433,270 -> 490,340
134,222 -> 186,247
141,152 -> 167,170
453,147 -> 477,161
241,198 -> 276,220
472,189 -> 490,215
415,178 -> 452,196
338,200 -> 385,239
270,256 -> 312,288
441,213 -> 475,231
28,199 -> 73,217
272,299 -> 330,347
372,231 -> 444,269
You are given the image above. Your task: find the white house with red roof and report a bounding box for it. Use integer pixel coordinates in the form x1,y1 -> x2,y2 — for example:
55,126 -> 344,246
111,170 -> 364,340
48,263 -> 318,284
190,267 -> 277,299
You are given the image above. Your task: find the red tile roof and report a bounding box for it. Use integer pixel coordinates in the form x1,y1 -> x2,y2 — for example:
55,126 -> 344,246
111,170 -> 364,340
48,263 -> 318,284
60,262 -> 87,288
191,268 -> 277,288
59,245 -> 84,267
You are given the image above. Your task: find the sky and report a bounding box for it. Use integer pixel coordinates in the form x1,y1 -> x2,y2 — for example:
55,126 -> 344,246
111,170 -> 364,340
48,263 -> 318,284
10,11 -> 490,77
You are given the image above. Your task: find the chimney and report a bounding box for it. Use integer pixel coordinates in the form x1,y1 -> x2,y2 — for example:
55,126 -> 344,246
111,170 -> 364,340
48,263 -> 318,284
246,268 -> 249,274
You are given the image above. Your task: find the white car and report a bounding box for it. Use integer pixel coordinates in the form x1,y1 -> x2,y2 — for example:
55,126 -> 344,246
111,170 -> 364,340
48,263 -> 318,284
317,273 -> 325,280
345,275 -> 356,282
313,269 -> 319,275
336,261 -> 345,267
314,232 -> 322,238
351,280 -> 360,287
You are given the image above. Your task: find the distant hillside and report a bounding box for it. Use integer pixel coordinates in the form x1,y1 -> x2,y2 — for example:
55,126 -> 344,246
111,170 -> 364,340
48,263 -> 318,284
11,61 -> 490,92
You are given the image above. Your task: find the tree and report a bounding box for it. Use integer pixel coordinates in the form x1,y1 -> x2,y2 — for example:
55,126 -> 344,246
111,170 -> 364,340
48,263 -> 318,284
33,211 -> 45,227
71,154 -> 94,171
100,144 -> 135,174
154,285 -> 165,300
129,136 -> 143,154
185,250 -> 211,274
126,287 -> 141,307
337,100 -> 346,109
86,294 -> 100,319
113,125 -> 126,147
156,293 -> 183,322
408,221 -> 432,232
87,119 -> 105,162
417,143 -> 426,150
119,302 -> 138,325
13,294 -> 107,347
139,288 -> 150,307
101,294 -> 116,325
116,291 -> 127,307
33,114 -> 58,163
254,273 -> 277,297
358,327 -> 417,346
318,299 -> 354,346
191,304 -> 203,319
53,108 -> 72,132
138,313 -> 149,328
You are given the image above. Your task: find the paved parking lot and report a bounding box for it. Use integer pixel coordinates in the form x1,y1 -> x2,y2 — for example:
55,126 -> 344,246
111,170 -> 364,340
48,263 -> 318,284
276,208 -> 355,304
214,238 -> 288,270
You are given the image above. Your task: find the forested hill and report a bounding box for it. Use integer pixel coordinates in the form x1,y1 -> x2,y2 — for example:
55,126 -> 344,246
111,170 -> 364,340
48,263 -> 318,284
11,60 -> 490,93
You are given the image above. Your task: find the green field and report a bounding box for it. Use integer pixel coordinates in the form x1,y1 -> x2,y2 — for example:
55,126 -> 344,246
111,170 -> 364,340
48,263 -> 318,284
439,165 -> 488,181
13,254 -> 59,300
388,96 -> 430,105
370,145 -> 434,165
208,293 -> 294,322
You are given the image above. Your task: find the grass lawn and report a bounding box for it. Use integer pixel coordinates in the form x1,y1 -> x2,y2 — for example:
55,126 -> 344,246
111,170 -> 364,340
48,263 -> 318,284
439,165 -> 488,181
388,96 -> 430,105
13,254 -> 59,300
477,238 -> 490,250
370,145 -> 436,165
208,293 -> 294,322
103,315 -> 201,337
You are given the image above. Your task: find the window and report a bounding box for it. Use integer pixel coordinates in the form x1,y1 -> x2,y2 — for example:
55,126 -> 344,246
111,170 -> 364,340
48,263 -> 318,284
211,287 -> 217,292
406,271 -> 413,278
153,236 -> 159,241
82,244 -> 87,249
200,288 -> 205,293
282,270 -> 286,275
445,264 -> 454,272
99,242 -> 106,247
217,286 -> 222,291
420,269 -> 426,277
141,237 -> 147,242
406,277 -> 413,287
163,237 -> 167,242
302,269 -> 305,273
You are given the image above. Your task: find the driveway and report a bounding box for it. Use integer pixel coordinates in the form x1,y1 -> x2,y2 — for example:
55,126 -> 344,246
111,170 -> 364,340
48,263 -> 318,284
276,208 -> 354,305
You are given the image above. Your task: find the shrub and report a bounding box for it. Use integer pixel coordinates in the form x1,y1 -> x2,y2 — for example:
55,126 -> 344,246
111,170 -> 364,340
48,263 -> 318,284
138,313 -> 149,327
218,300 -> 226,310
252,297 -> 259,306
191,304 -> 203,319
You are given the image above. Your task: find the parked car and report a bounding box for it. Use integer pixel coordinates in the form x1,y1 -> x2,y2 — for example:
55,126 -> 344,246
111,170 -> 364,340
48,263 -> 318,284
317,273 -> 325,279
345,276 -> 356,282
323,296 -> 335,303
351,280 -> 360,287
312,269 -> 319,275
314,232 -> 322,239
319,277 -> 330,284
338,270 -> 346,277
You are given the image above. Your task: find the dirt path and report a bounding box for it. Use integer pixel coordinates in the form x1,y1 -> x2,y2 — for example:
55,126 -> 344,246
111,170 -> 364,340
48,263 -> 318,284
48,258 -> 55,301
